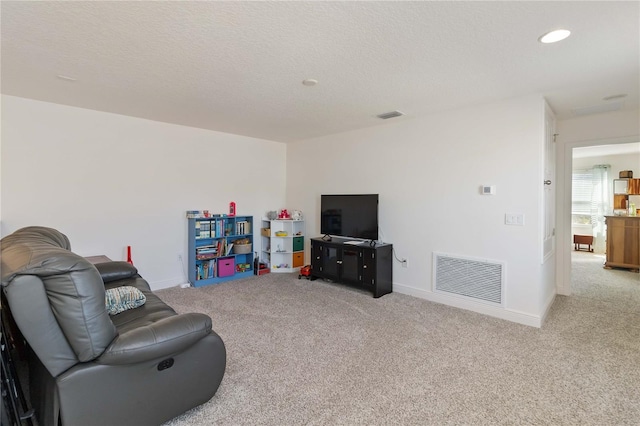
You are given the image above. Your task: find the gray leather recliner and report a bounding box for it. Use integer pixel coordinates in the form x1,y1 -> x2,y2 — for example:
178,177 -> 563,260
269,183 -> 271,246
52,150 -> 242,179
1,226 -> 226,426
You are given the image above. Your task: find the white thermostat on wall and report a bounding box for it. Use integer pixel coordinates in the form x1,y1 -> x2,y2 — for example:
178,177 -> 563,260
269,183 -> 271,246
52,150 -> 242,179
481,185 -> 496,195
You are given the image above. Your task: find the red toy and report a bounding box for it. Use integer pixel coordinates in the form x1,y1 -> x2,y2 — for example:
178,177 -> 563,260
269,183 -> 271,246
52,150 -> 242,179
278,209 -> 290,219
298,264 -> 312,279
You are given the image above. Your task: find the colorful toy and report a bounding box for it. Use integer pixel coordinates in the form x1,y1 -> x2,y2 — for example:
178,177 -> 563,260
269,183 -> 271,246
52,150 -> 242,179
298,264 -> 311,279
278,209 -> 290,219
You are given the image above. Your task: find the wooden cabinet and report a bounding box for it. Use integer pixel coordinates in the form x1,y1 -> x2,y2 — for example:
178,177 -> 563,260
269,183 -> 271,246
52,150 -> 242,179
604,216 -> 640,272
310,237 -> 393,298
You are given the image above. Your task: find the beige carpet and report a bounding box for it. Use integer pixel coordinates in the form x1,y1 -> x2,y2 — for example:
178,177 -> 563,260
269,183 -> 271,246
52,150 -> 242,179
158,253 -> 640,425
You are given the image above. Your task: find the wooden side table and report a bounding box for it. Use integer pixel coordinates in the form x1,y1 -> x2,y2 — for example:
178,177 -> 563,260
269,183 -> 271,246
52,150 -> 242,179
573,235 -> 593,252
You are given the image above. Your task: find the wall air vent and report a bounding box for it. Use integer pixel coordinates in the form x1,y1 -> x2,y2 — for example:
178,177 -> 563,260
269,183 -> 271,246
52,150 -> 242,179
376,110 -> 404,120
433,253 -> 505,306
571,101 -> 623,117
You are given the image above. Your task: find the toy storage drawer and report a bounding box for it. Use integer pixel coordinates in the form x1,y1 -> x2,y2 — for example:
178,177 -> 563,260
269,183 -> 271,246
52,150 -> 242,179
293,252 -> 304,268
218,257 -> 235,277
293,236 -> 304,252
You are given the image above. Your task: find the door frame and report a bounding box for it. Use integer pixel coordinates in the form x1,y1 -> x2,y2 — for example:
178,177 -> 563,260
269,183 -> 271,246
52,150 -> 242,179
556,135 -> 639,295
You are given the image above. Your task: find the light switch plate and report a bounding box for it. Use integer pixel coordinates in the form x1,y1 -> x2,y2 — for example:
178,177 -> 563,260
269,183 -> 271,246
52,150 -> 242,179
505,213 -> 525,226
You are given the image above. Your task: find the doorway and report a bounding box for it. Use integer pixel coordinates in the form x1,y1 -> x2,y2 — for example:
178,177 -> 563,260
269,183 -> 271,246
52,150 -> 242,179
564,140 -> 640,295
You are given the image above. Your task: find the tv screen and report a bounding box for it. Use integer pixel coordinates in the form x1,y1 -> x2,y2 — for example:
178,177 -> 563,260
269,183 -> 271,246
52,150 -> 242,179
321,194 -> 379,240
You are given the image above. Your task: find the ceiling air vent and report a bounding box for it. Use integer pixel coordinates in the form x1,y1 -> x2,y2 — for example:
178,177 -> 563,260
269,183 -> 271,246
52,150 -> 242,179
376,110 -> 404,120
571,101 -> 623,117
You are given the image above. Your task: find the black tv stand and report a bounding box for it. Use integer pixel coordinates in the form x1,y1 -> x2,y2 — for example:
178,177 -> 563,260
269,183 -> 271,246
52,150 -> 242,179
310,237 -> 392,298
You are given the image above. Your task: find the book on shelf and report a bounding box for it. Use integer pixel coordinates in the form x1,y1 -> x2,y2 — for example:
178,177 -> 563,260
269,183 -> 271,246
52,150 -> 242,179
196,259 -> 217,280
226,243 -> 234,256
187,210 -> 222,219
196,253 -> 217,260
236,220 -> 250,235
195,220 -> 213,239
196,244 -> 217,257
216,240 -> 225,258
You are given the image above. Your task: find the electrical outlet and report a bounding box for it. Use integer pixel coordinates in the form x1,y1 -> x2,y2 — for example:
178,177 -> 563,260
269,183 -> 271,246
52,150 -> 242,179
401,259 -> 408,268
177,253 -> 183,262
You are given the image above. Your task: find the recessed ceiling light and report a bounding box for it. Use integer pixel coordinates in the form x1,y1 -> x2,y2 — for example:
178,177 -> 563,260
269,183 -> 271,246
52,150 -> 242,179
602,94 -> 627,101
302,79 -> 318,86
538,29 -> 571,44
57,75 -> 77,81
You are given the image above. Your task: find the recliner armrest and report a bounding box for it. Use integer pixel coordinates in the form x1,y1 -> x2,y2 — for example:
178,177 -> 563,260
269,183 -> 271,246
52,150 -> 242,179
97,313 -> 214,365
94,261 -> 138,283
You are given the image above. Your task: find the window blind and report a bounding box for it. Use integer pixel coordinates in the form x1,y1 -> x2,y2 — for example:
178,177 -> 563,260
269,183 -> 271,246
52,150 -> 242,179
572,169 -> 593,215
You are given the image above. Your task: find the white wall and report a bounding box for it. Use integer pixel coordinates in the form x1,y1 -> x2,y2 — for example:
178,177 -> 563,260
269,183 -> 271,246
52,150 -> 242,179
1,95 -> 287,289
573,151 -> 640,174
287,94 -> 548,326
555,109 -> 640,295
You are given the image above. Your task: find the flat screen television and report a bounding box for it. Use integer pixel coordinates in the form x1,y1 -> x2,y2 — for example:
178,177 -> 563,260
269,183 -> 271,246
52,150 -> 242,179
320,194 -> 379,240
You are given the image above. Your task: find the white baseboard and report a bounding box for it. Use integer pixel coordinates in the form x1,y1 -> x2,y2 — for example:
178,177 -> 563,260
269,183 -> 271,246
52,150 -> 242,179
540,291 -> 556,326
393,283 -> 542,328
150,276 -> 188,291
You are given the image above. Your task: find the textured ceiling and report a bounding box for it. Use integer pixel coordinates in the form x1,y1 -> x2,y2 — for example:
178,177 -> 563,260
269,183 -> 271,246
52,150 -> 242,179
2,1 -> 638,143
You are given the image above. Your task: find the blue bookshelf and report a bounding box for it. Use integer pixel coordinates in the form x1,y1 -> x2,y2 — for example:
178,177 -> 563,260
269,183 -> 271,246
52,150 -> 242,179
187,215 -> 253,287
